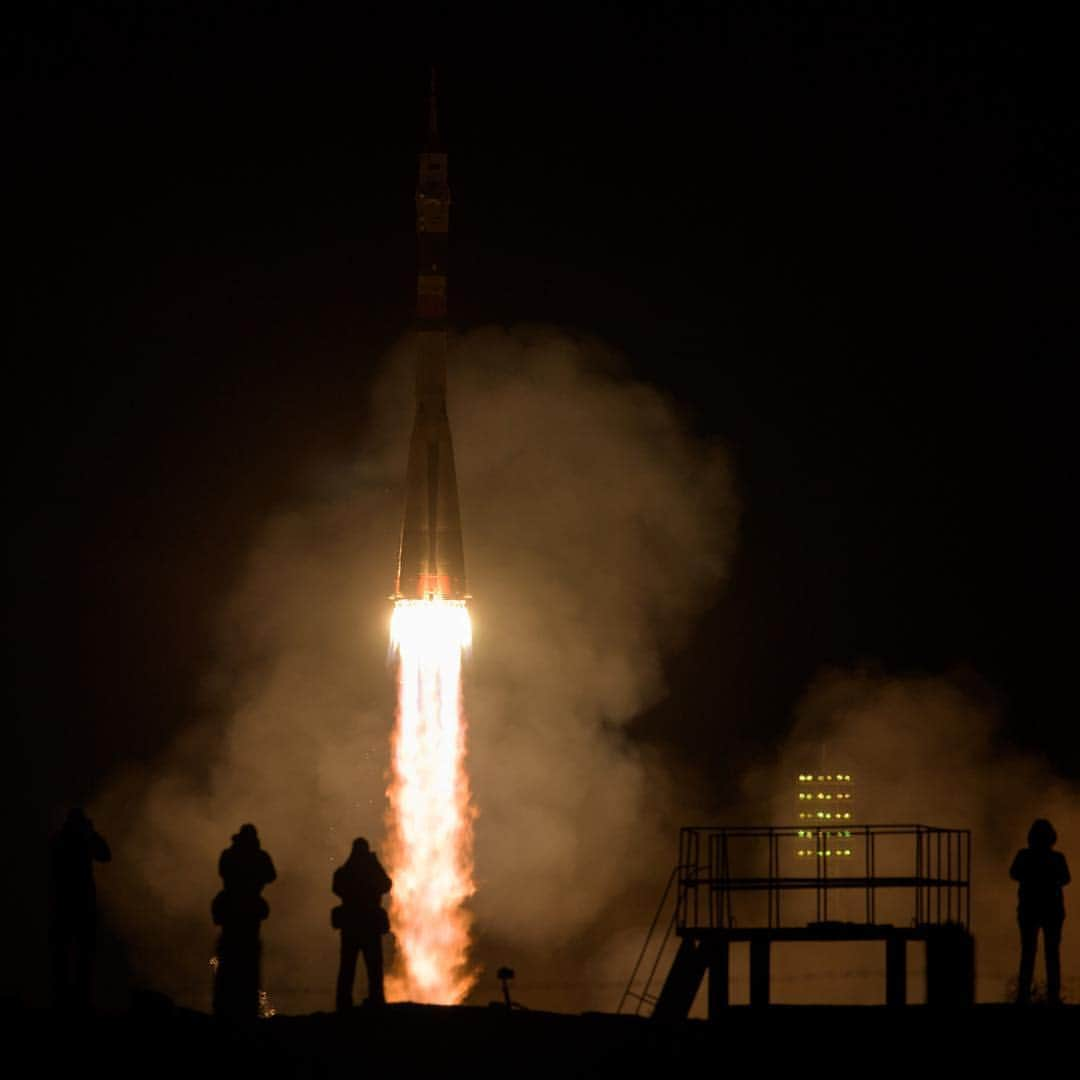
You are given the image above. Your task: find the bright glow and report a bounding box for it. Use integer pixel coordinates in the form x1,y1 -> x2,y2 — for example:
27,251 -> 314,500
385,598 -> 477,1003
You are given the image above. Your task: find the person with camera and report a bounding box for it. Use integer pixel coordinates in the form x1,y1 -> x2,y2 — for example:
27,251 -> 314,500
332,837 -> 392,1010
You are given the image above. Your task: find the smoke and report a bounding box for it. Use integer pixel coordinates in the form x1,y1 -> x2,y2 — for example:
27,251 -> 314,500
94,325 -> 737,1012
745,668 -> 1080,1003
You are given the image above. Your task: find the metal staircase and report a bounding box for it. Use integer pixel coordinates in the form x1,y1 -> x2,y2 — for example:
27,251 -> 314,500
617,868 -> 679,1017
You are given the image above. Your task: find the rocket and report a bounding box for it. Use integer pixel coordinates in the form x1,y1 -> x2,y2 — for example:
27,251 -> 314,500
393,72 -> 468,602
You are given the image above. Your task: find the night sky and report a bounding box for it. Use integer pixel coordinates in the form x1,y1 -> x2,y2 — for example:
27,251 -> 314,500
6,4 -> 1075,1002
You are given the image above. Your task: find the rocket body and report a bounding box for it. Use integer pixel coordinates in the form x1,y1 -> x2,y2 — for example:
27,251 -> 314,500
394,81 -> 467,602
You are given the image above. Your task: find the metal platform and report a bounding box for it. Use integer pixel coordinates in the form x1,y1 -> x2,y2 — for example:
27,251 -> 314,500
620,824 -> 974,1017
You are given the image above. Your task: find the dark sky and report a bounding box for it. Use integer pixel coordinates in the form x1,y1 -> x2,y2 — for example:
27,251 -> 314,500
5,3 -> 1075,952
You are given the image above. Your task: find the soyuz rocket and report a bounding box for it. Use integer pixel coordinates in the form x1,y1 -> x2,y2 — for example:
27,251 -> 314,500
393,73 -> 468,602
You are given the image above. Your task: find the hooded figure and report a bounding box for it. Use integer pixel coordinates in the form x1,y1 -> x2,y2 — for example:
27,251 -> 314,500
332,838 -> 392,1009
1010,819 -> 1070,1005
212,824 -> 276,1021
50,808 -> 111,1010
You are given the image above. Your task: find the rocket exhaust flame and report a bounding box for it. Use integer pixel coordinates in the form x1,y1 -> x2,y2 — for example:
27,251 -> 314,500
386,599 -> 476,1003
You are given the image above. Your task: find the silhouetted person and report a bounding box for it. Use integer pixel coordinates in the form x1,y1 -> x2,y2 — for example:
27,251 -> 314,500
1010,818 -> 1070,1004
50,808 -> 111,1011
332,838 -> 392,1010
212,824 -> 276,1021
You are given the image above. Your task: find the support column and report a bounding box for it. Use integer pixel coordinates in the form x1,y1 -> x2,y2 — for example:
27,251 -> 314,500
707,940 -> 730,1017
885,935 -> 906,1007
926,926 -> 975,1006
749,938 -> 770,1007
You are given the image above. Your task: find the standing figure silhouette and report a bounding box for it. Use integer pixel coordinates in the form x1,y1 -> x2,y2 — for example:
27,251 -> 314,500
1010,818 -> 1070,1004
212,823 -> 277,1021
331,838 -> 392,1010
50,808 -> 111,1011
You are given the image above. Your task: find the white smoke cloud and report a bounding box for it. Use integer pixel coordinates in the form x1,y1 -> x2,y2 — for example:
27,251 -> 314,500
95,325 -> 737,1013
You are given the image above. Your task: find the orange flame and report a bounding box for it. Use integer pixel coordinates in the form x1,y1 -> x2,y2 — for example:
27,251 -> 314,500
385,598 -> 477,1002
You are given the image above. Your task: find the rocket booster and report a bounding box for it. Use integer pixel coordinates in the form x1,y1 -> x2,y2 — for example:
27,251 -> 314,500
394,73 -> 467,602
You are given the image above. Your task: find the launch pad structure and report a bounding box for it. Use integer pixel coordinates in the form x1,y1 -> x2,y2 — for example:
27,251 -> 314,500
621,824 -> 974,1016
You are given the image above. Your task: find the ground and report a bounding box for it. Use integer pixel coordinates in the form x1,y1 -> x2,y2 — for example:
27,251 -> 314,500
3,999 -> 1073,1078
